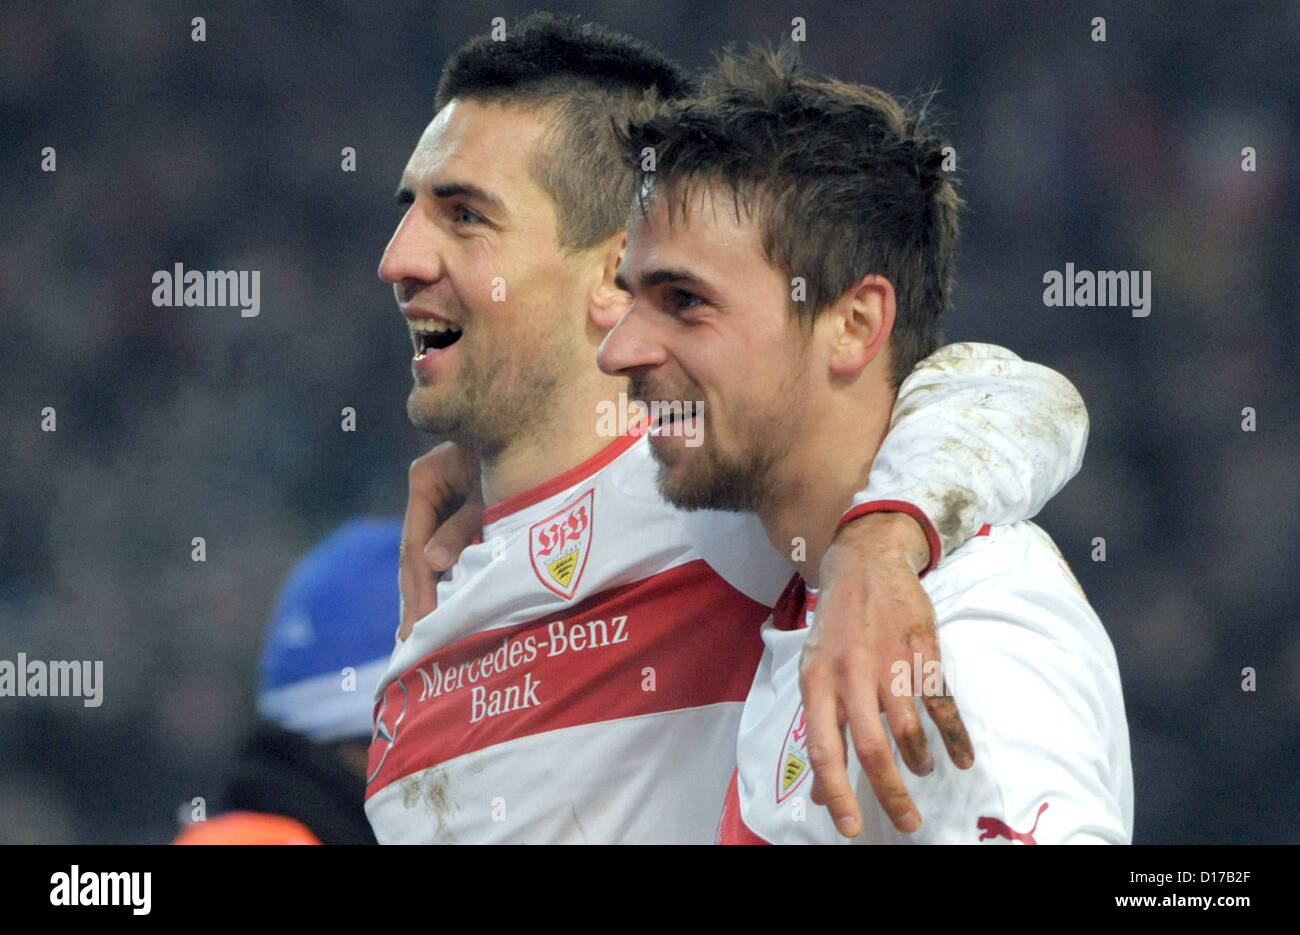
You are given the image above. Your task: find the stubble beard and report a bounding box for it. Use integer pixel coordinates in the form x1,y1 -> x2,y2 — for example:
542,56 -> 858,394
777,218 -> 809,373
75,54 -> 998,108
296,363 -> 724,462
652,438 -> 781,514
407,332 -> 573,461
630,375 -> 794,515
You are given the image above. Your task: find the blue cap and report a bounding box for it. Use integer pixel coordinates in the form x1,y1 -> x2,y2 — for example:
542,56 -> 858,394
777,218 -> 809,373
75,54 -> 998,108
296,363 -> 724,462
256,518 -> 403,742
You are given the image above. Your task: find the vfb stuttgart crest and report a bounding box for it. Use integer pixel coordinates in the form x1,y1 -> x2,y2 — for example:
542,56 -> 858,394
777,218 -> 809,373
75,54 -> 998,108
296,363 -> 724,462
529,490 -> 593,599
776,702 -> 811,803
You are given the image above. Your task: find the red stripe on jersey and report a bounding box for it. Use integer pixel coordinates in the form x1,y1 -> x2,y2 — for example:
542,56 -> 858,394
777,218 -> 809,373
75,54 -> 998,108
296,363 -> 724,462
482,421 -> 648,526
837,499 -> 943,574
717,769 -> 770,845
366,559 -> 767,799
720,585 -> 809,844
771,575 -> 809,632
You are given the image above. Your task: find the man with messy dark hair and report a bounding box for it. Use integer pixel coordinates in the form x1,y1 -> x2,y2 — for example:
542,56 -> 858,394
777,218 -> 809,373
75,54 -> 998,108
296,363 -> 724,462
601,46 -> 1132,843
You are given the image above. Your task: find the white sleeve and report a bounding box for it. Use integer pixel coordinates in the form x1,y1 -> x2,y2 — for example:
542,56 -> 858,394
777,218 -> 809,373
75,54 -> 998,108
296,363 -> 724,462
840,342 -> 1089,568
856,525 -> 1134,845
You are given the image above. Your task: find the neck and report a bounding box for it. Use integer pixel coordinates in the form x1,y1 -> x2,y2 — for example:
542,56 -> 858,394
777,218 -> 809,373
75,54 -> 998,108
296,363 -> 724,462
479,372 -> 632,507
759,384 -> 895,589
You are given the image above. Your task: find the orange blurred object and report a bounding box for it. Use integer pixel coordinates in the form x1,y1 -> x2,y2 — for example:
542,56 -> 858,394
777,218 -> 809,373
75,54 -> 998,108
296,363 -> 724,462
172,812 -> 322,845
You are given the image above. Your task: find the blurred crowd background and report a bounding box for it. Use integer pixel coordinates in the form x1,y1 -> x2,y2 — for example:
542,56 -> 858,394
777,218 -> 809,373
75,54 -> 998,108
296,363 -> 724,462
1,0 -> 1295,844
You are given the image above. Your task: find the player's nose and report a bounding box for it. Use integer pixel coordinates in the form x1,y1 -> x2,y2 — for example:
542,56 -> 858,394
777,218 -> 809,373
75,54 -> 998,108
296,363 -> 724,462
597,303 -> 667,377
378,205 -> 444,287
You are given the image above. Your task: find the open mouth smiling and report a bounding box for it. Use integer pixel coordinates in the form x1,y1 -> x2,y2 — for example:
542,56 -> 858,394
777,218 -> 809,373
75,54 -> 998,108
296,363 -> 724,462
410,318 -> 464,356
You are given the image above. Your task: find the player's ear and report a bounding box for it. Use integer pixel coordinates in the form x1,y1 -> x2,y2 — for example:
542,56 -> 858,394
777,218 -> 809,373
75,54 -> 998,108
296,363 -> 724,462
589,230 -> 631,332
827,273 -> 896,377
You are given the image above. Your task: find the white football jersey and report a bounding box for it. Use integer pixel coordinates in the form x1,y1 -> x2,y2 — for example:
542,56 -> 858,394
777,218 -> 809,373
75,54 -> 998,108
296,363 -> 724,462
365,431 -> 782,843
719,522 -> 1133,844
364,343 -> 1091,843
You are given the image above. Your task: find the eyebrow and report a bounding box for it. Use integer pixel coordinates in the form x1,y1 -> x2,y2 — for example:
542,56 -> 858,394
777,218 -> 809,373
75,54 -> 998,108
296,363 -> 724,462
615,267 -> 705,293
394,181 -> 508,215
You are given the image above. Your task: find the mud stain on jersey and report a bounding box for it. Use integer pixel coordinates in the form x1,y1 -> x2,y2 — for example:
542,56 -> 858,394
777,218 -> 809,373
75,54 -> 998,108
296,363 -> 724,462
934,487 -> 976,544
570,804 -> 589,844
396,770 -> 460,842
890,381 -> 941,424
400,775 -> 422,809
425,767 -> 459,842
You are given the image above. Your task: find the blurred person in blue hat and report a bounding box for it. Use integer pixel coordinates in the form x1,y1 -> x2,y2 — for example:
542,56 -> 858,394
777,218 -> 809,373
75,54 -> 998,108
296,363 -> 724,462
175,518 -> 401,844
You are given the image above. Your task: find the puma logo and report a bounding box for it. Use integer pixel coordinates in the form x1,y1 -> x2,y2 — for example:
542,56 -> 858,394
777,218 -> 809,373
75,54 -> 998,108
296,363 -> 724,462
977,802 -> 1049,844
